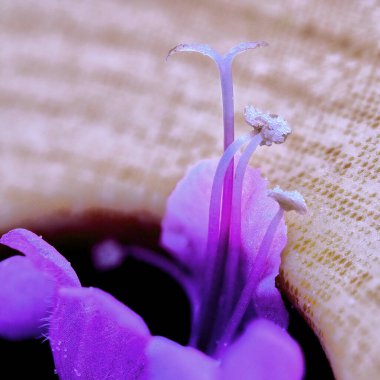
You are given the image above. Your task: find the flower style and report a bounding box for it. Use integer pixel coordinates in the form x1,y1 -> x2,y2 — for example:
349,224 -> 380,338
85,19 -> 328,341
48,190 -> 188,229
0,43 -> 305,379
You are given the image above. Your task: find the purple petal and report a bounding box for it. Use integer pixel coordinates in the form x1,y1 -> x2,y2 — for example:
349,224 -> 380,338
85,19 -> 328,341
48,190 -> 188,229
0,256 -> 56,340
0,229 -> 80,340
240,166 -> 288,326
254,275 -> 289,328
161,159 -> 214,271
49,287 -> 151,379
146,336 -> 219,380
220,319 -> 304,380
0,228 -> 80,287
161,159 -> 286,277
240,166 -> 287,275
161,159 -> 288,327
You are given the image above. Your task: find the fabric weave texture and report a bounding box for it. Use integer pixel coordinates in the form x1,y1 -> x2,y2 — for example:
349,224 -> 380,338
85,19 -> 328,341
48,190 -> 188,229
0,1 -> 379,378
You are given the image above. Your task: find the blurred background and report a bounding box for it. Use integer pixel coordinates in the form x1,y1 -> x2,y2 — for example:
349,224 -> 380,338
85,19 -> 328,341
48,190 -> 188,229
0,1 -> 379,379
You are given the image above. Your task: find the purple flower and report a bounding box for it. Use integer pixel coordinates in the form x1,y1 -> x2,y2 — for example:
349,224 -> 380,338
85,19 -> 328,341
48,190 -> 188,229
0,229 -> 303,379
0,229 -> 80,340
0,43 -> 305,379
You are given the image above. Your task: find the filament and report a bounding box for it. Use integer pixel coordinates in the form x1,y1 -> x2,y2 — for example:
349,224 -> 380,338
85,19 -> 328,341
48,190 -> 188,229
190,131 -> 256,347
216,208 -> 284,356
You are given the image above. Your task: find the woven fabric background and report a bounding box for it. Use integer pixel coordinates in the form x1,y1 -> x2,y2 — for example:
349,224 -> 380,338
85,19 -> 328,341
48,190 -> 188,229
0,1 -> 379,379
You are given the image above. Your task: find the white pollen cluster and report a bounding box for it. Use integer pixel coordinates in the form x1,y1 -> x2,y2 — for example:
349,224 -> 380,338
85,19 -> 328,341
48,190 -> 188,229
244,105 -> 291,146
268,186 -> 307,214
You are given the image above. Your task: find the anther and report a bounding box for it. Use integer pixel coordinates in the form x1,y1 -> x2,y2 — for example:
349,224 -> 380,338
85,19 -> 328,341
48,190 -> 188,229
244,105 -> 291,146
268,186 -> 307,214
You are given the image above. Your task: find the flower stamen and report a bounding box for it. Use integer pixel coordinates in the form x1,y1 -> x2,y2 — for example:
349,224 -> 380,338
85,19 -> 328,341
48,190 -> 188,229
216,187 -> 306,355
208,133 -> 264,349
168,43 -> 296,358
190,131 -> 256,347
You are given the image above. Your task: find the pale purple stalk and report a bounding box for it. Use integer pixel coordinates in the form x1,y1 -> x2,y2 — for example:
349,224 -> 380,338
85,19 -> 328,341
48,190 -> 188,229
216,60 -> 235,329
204,132 -> 255,275
225,134 -> 263,305
189,131 -> 255,346
167,47 -> 235,282
218,59 -> 234,149
216,208 -> 284,356
220,41 -> 269,149
208,134 -> 263,349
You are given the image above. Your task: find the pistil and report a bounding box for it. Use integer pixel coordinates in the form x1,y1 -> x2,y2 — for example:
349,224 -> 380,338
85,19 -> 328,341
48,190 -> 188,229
216,187 -> 307,356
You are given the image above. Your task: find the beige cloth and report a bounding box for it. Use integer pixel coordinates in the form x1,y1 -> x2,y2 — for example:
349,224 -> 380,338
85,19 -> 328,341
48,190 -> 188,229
0,1 -> 379,379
